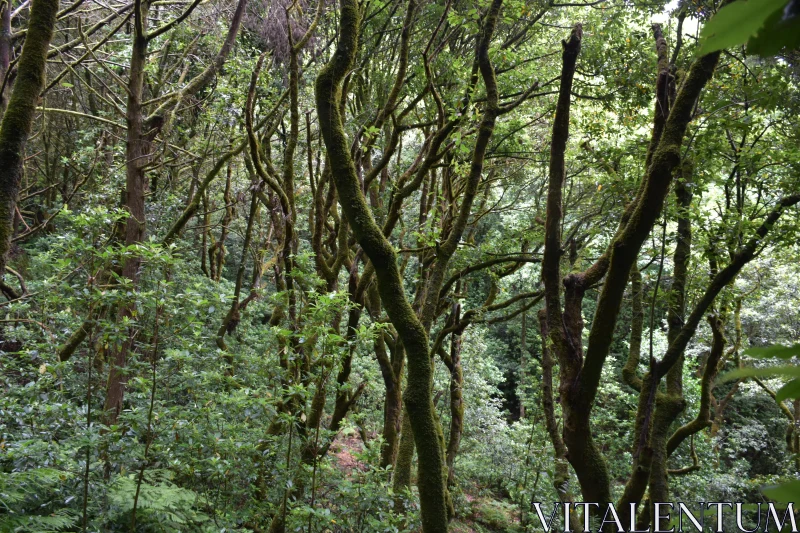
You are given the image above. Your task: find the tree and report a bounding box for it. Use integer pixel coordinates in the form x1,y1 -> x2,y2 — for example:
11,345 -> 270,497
1,0 -> 800,531
0,0 -> 59,277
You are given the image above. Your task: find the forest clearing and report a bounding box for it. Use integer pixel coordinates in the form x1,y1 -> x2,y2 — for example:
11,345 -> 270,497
1,0 -> 800,530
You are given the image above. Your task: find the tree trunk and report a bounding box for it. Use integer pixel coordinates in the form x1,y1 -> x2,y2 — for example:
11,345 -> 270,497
0,0 -> 60,275
314,2 -> 450,530
379,333 -> 404,469
0,1 -> 11,115
392,407 -> 415,509
445,304 -> 463,487
104,0 -> 150,424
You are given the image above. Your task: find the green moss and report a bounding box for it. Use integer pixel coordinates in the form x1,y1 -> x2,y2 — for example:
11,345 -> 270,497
315,0 -> 451,530
0,0 -> 60,273
469,498 -> 523,533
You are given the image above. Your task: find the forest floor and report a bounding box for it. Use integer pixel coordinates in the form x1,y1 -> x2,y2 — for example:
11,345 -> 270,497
329,434 -> 523,533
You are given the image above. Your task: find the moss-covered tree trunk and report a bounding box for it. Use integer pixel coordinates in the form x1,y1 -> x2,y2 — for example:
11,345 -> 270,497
392,407 -> 415,509
629,188 -> 800,528
378,331 -> 404,469
314,1 -> 450,529
643,163 -> 694,521
541,19 -> 721,514
445,302 -> 463,487
619,161 -> 692,526
0,0 -> 60,276
539,23 -> 614,508
539,309 -> 578,516
0,1 -> 11,115
209,163 -> 233,282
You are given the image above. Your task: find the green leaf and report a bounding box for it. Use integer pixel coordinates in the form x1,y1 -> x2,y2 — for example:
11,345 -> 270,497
719,365 -> 800,383
747,6 -> 800,55
776,378 -> 800,402
697,0 -> 787,55
762,480 -> 800,502
744,343 -> 800,359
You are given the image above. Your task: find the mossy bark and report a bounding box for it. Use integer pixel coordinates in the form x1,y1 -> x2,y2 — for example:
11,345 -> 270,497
246,51 -> 300,436
538,309 -> 581,529
329,285 -> 370,437
417,0 -> 502,335
642,163 -> 695,517
209,163 -> 234,282
0,1 -> 11,114
619,162 -> 693,524
711,299 -> 743,439
539,309 -> 565,461
0,0 -> 60,276
216,185 -> 260,365
541,20 -> 722,513
314,1 -> 449,530
393,407 -> 415,511
377,330 -> 404,469
622,265 -> 644,391
445,303 -> 463,487
582,51 -> 720,401
541,23 -> 615,510
629,183 -> 800,527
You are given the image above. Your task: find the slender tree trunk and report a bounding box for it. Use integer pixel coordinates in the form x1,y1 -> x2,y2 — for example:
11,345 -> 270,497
393,407 -> 415,508
210,163 -> 234,281
445,302 -> 463,487
446,335 -> 464,487
379,333 -> 404,469
644,162 -> 694,519
620,162 -> 693,525
314,2 -> 451,530
0,1 -> 11,115
217,184 -> 260,366
104,0 -> 150,424
519,308 -> 526,419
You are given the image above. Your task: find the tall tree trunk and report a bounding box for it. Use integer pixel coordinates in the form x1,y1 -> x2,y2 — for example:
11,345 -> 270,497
0,0 -> 60,275
539,308 -> 581,529
314,2 -> 451,530
643,161 -> 694,522
541,19 -> 721,512
539,23 -> 614,508
104,0 -> 150,424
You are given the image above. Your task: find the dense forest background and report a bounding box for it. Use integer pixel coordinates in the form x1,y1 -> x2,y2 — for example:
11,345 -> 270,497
1,0 -> 800,530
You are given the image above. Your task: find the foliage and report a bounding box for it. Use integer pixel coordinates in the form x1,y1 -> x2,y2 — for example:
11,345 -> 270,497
1,0 -> 799,530
698,0 -> 800,56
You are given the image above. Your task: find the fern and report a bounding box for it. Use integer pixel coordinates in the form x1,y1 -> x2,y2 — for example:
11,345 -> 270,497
0,468 -> 71,508
0,468 -> 79,533
0,507 -> 79,533
106,470 -> 209,531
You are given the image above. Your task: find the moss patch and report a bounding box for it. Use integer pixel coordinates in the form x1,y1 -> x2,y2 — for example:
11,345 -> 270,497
467,497 -> 522,533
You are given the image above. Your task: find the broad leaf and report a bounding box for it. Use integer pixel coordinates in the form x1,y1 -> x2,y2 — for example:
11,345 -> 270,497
747,6 -> 800,55
719,365 -> 800,383
776,378 -> 800,402
744,343 -> 800,360
697,0 -> 788,55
